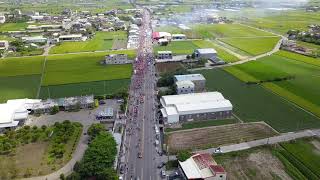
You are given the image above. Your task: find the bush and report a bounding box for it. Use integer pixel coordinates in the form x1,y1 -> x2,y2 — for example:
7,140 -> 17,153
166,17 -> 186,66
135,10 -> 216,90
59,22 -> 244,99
50,106 -> 59,115
177,150 -> 192,162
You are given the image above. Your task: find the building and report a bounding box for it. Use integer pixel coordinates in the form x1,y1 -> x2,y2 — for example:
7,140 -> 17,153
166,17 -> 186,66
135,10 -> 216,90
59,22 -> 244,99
174,74 -> 206,92
105,54 -> 131,64
0,99 -> 41,132
58,95 -> 94,111
176,80 -> 195,94
58,34 -> 83,42
22,36 -> 48,43
0,40 -> 8,50
194,48 -> 217,62
179,153 -> 226,180
96,107 -> 114,119
157,51 -> 172,59
152,32 -> 172,40
32,99 -> 58,114
160,92 -> 233,124
172,34 -> 186,40
0,15 -> 5,23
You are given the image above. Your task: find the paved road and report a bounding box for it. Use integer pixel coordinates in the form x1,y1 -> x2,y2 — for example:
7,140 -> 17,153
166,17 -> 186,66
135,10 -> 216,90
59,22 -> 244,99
168,128 -> 320,161
122,8 -> 162,180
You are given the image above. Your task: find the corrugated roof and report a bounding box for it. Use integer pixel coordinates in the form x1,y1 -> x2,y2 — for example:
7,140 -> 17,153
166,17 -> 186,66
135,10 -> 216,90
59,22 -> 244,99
196,48 -> 217,54
174,74 -> 206,82
161,92 -> 225,106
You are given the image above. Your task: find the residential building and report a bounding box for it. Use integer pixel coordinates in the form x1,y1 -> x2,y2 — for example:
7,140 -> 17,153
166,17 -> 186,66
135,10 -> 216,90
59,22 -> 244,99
0,40 -> 8,50
58,34 -> 83,42
22,36 -> 48,43
194,48 -> 217,62
179,153 -> 226,180
176,80 -> 195,94
157,51 -> 172,59
160,92 -> 233,124
0,99 -> 41,132
105,54 -> 131,64
174,74 -> 206,92
152,32 -> 172,40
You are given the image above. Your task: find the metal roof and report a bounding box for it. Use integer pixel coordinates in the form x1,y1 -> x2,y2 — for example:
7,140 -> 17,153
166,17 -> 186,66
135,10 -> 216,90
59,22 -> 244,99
174,74 -> 205,82
196,48 -> 217,54
176,80 -> 194,88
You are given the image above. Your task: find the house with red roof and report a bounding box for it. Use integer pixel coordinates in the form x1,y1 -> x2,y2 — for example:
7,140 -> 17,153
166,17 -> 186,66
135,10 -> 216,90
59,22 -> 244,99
178,153 -> 226,180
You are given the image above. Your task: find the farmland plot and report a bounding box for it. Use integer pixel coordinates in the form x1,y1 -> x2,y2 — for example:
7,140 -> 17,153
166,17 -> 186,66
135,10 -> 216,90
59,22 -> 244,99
166,123 -> 277,153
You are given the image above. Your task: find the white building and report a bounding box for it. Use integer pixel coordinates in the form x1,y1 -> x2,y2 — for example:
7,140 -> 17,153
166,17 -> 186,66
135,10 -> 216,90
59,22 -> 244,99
22,36 -> 48,43
58,34 -> 84,42
160,92 -> 233,124
176,80 -> 195,94
174,74 -> 206,92
179,153 -> 226,180
157,51 -> 172,59
105,54 -> 131,64
0,40 -> 8,50
0,99 -> 41,132
0,15 -> 5,23
194,48 -> 217,61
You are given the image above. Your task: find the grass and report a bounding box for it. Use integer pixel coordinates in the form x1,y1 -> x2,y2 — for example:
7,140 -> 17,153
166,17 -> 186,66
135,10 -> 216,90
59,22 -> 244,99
224,53 -> 320,117
192,23 -> 274,39
0,35 -> 15,42
42,52 -> 133,86
49,31 -> 127,54
165,118 -> 238,132
0,56 -> 45,77
192,40 -> 240,62
39,79 -> 130,99
0,22 -> 28,32
197,69 -> 320,132
0,75 -> 41,103
220,37 -> 280,56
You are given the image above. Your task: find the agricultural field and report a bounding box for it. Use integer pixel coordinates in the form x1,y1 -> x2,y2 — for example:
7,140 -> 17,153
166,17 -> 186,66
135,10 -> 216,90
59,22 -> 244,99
0,56 -> 45,77
198,69 -> 320,132
39,79 -> 130,99
165,118 -> 238,133
219,37 -> 280,56
274,138 -> 320,180
0,22 -> 28,32
166,122 -> 277,153
43,53 -> 132,86
215,148 -> 292,180
225,51 -> 320,117
154,40 -> 199,55
155,62 -> 184,74
0,75 -> 40,103
191,23 -> 274,39
49,31 -> 127,54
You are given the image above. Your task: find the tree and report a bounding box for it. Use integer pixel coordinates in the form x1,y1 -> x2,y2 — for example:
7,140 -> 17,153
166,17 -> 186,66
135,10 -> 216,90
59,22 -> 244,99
66,172 -> 81,180
78,132 -> 117,178
87,123 -> 105,139
60,173 -> 65,180
177,150 -> 192,162
50,106 -> 59,115
96,168 -> 118,180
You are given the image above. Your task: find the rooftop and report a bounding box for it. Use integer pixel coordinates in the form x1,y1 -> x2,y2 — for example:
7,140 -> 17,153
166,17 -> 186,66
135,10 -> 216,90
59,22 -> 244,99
174,74 -> 205,82
176,80 -> 195,88
196,48 -> 217,54
59,34 -> 82,38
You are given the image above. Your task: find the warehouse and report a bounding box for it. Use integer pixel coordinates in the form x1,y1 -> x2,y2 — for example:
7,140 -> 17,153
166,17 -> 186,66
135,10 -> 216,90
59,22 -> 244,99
194,48 -> 217,62
160,92 -> 233,124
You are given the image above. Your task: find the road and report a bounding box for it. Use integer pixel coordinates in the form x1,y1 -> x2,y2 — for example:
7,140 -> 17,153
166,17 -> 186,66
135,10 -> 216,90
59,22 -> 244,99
122,8 -> 162,180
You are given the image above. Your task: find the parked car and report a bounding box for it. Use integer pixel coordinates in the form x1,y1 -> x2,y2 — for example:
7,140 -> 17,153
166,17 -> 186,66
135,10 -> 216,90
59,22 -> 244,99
157,162 -> 165,168
214,147 -> 223,154
161,170 -> 166,178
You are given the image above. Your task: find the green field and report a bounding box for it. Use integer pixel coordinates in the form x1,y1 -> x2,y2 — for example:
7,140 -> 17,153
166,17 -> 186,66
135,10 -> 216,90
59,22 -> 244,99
0,56 -> 45,77
43,53 -> 132,86
39,79 -> 130,99
0,75 -> 40,103
49,31 -> 127,54
0,22 -> 28,32
154,40 -> 199,55
225,51 -> 320,117
192,23 -> 274,39
192,40 -> 240,62
220,37 -> 280,56
197,69 -> 320,132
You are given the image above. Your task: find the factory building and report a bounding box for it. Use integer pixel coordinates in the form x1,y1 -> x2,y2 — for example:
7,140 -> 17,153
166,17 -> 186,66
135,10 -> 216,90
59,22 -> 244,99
160,92 -> 233,124
174,74 -> 206,93
194,48 -> 217,62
